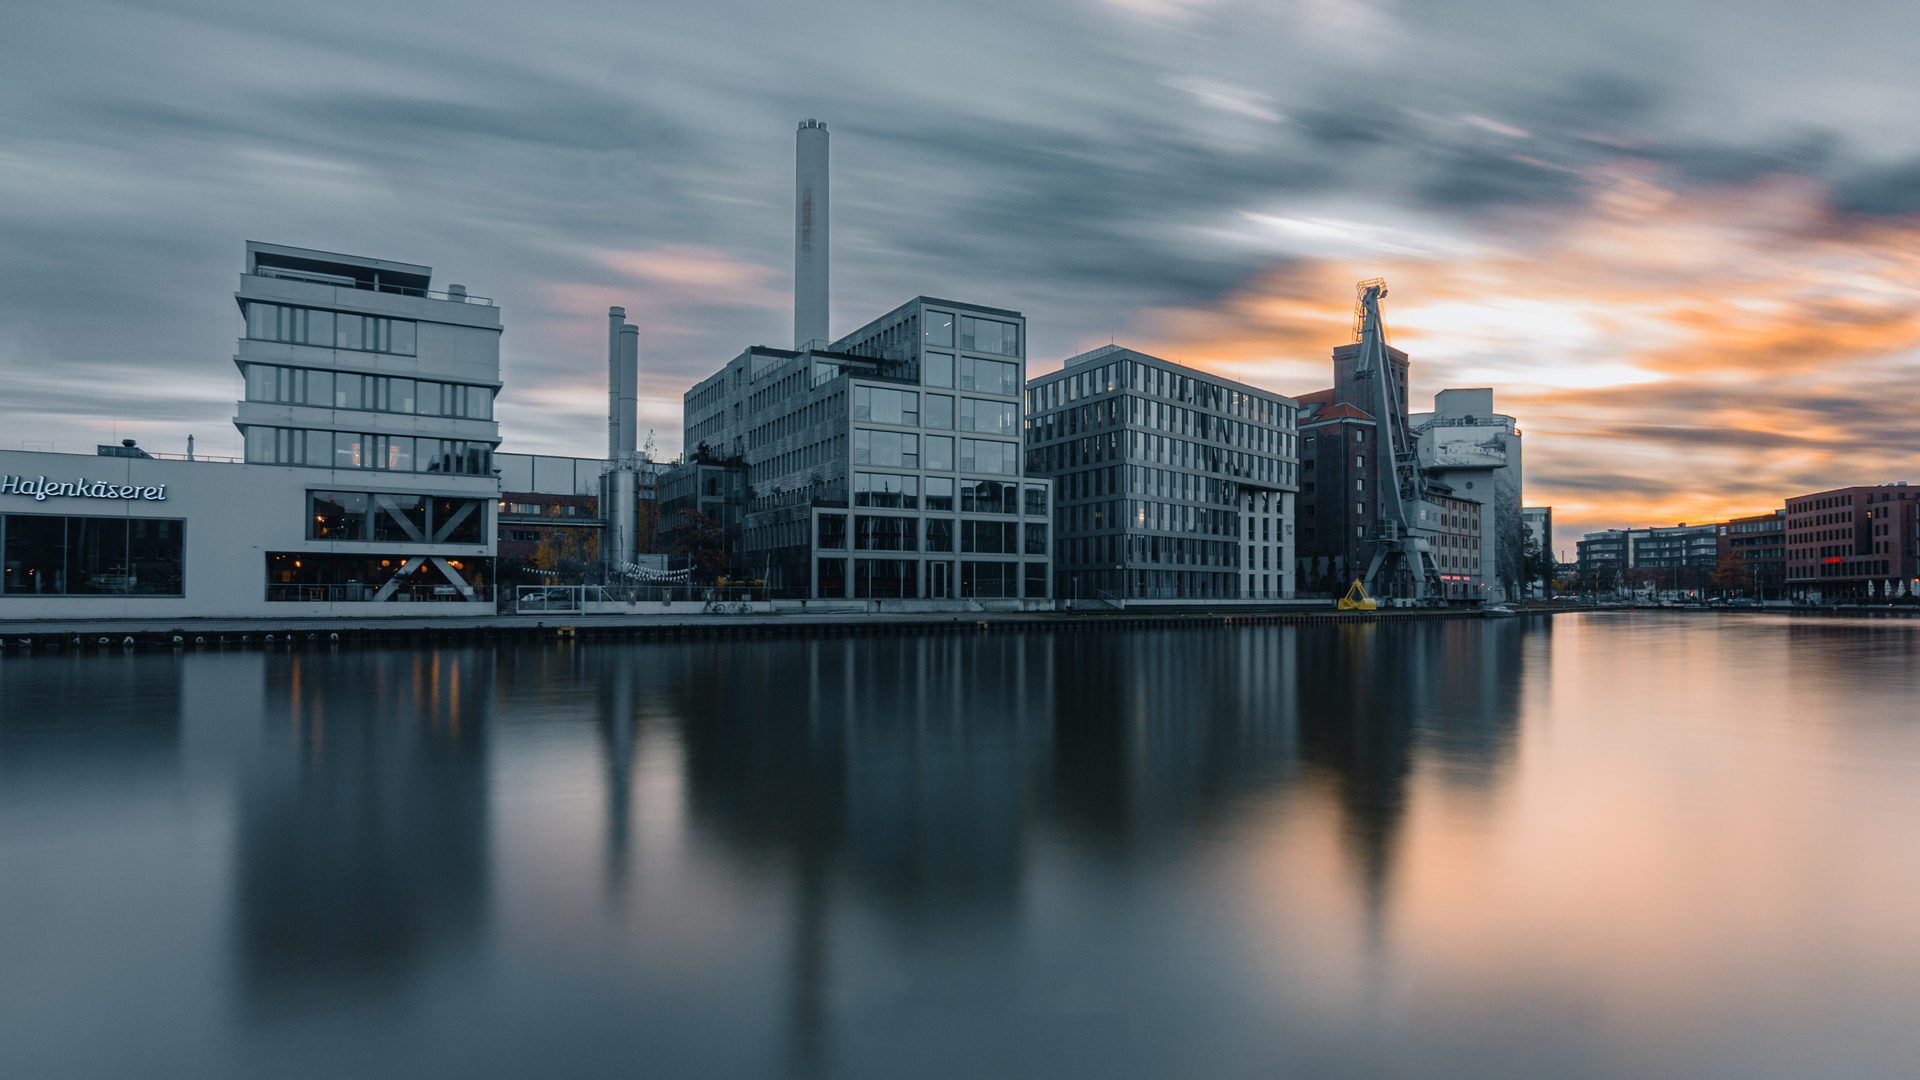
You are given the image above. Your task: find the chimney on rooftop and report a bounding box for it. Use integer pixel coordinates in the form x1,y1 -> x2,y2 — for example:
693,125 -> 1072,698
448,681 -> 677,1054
608,306 -> 638,460
606,306 -> 641,571
794,119 -> 829,350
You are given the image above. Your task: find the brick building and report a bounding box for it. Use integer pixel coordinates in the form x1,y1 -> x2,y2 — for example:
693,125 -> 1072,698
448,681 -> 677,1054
1783,484 -> 1919,600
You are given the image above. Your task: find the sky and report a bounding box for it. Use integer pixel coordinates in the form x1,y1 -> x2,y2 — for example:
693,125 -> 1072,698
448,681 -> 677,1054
4,0 -> 1920,546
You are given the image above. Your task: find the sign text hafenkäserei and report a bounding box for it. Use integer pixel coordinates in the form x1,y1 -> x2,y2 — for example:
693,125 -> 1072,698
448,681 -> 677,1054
0,475 -> 168,502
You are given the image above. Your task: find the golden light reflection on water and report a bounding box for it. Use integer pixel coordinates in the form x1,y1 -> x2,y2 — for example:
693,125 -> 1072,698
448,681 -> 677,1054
4,617 -> 1920,1078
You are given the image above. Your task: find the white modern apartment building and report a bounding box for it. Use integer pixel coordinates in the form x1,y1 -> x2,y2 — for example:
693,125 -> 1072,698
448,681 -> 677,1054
1025,346 -> 1300,602
0,243 -> 503,619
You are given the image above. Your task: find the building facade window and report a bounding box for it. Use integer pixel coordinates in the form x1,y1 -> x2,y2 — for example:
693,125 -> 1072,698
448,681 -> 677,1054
958,316 -> 1020,357
961,560 -> 1017,598
960,398 -> 1018,435
854,515 -> 917,551
853,386 -> 919,426
243,427 -> 492,474
1,514 -> 185,596
1024,562 -> 1048,598
961,520 -> 1019,554
925,352 -> 955,388
926,477 -> 955,512
959,439 -> 1018,475
853,558 -> 918,598
925,435 -> 955,472
924,311 -> 954,348
853,429 -> 920,468
817,557 -> 847,595
961,480 -> 1018,514
959,356 -> 1021,396
816,514 -> 847,550
309,491 -> 486,544
243,361 -> 495,417
853,472 -> 919,509
265,552 -> 491,602
245,302 -> 418,356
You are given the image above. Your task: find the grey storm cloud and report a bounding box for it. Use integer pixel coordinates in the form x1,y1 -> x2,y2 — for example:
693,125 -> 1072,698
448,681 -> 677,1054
4,0 -> 1920,464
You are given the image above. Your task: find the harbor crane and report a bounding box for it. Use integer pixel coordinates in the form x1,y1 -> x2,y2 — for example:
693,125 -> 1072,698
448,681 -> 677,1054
1351,280 -> 1445,600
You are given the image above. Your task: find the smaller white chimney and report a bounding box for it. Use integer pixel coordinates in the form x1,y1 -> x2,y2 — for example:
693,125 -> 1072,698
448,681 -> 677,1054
794,119 -> 829,349
608,308 -> 639,460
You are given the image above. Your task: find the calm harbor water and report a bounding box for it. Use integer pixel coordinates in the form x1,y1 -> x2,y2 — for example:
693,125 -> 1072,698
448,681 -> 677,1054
3,614 -> 1919,1079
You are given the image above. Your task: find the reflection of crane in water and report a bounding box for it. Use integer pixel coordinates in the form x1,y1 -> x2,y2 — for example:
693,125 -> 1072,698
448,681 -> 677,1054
1351,280 -> 1445,600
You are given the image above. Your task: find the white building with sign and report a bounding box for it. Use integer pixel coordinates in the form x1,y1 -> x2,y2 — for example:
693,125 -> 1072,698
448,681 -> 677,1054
0,244 -> 501,620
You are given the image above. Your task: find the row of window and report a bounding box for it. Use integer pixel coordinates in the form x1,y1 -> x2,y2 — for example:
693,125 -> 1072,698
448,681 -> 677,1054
747,390 -> 842,450
818,511 -> 1048,551
925,353 -> 1021,396
817,557 -> 1044,599
245,302 -> 418,356
1034,396 -> 1294,458
817,515 -> 1049,554
852,474 -> 1047,515
852,430 -> 1021,476
852,387 -> 1019,434
245,364 -> 494,419
309,491 -> 488,544
1029,360 -> 1294,429
1034,433 -> 1292,486
923,312 -> 1022,358
2,514 -> 185,596
265,553 -> 491,603
1129,500 -> 1240,538
243,426 -> 494,474
1058,534 -> 1243,569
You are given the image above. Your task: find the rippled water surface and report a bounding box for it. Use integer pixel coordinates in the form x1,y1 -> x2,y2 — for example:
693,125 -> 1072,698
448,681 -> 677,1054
4,614 -> 1920,1079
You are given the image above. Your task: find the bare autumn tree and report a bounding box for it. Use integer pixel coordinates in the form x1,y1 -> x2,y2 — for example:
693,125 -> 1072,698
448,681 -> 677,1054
669,509 -> 727,579
1711,551 -> 1752,595
532,527 -> 598,584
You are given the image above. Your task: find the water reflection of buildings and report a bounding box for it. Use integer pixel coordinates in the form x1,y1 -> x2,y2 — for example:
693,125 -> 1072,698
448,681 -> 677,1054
0,654 -> 184,778
657,635 -> 1053,1075
1295,620 -> 1527,931
235,650 -> 493,1011
1048,627 -> 1303,849
659,623 -> 1527,1072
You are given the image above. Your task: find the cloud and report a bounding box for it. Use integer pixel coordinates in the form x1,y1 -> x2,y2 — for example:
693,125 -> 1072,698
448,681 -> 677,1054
1163,76 -> 1283,123
1464,115 -> 1529,139
3,0 -> 1920,493
1129,170 -> 1920,537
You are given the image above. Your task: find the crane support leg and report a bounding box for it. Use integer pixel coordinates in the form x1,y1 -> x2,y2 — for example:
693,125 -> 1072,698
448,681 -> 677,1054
1362,549 -> 1390,591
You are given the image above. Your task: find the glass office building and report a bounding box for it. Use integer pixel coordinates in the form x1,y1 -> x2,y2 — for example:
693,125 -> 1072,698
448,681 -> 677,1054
1025,346 -> 1299,602
682,297 -> 1052,601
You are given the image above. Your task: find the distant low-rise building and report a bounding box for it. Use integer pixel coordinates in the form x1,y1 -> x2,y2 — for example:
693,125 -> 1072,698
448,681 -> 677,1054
1718,511 -> 1786,597
1576,529 -> 1637,591
1523,506 -> 1552,596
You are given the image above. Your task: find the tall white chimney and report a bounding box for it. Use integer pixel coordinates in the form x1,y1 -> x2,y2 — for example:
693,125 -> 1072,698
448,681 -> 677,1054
608,307 -> 639,459
606,307 -> 640,570
794,119 -> 829,350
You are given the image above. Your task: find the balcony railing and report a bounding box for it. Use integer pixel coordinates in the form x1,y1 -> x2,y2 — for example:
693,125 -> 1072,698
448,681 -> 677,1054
248,269 -> 494,306
267,583 -> 493,603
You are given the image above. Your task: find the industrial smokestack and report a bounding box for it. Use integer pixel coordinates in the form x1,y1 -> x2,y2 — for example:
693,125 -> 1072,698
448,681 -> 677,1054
606,306 -> 641,571
608,307 -> 639,459
794,119 -> 829,350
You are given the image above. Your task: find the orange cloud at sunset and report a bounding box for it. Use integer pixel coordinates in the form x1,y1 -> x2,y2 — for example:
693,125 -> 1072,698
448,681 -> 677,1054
1134,169 -> 1920,544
